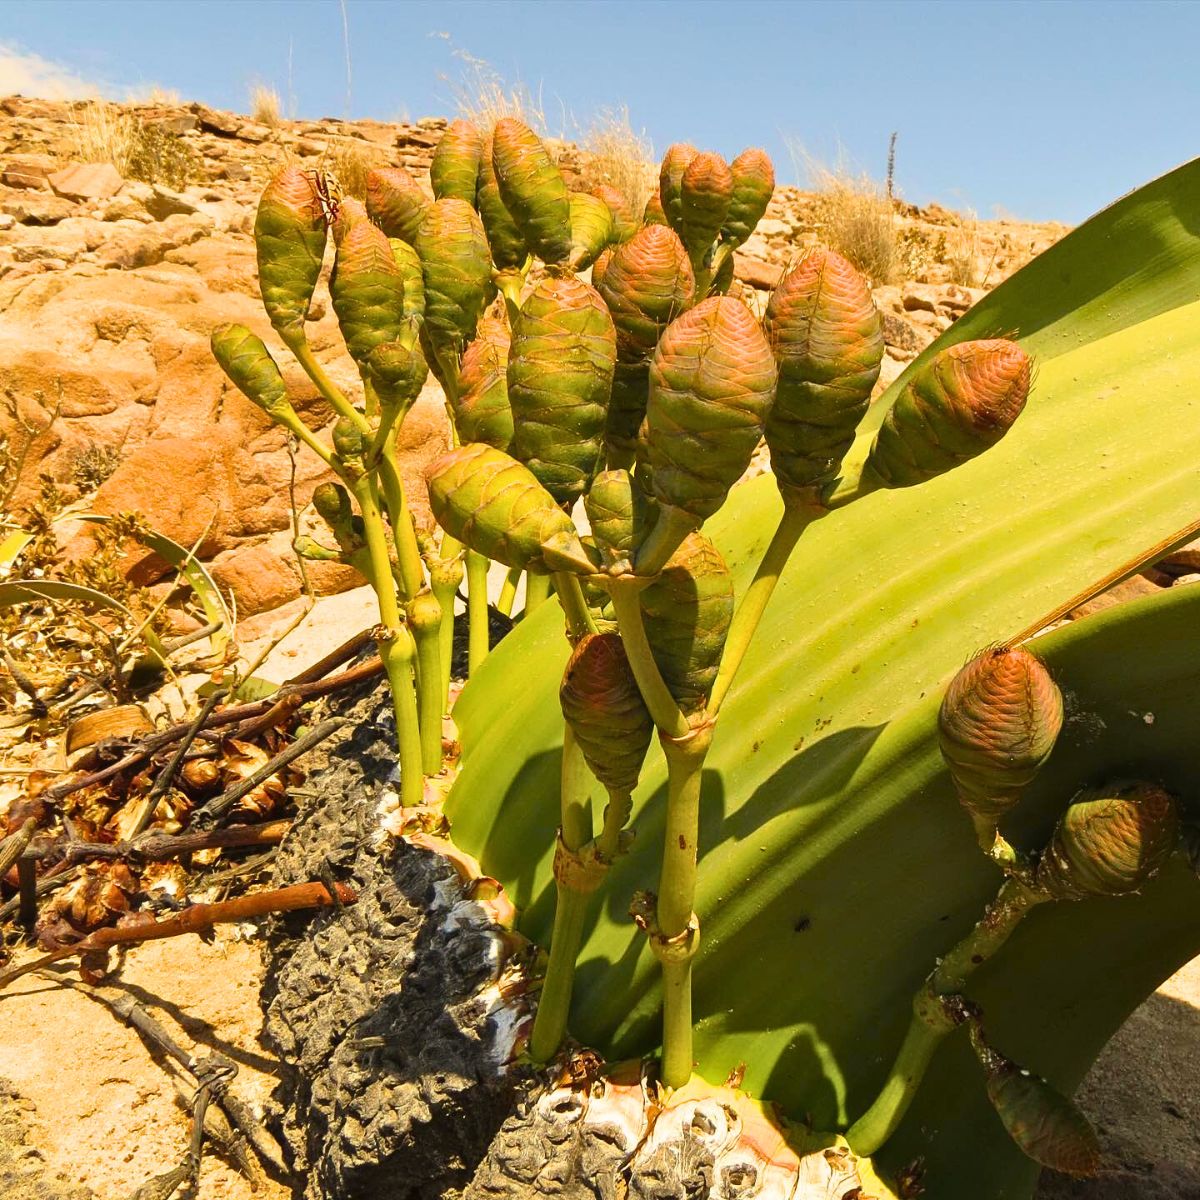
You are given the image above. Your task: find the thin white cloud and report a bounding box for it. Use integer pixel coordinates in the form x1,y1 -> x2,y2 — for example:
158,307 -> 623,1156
0,41 -> 113,100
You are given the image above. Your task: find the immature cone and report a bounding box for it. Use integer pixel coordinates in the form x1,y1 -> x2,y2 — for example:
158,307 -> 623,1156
312,481 -> 356,539
492,117 -> 572,267
1036,782 -> 1179,900
560,633 -> 654,797
583,469 -> 652,573
426,443 -> 591,574
387,238 -> 426,322
568,192 -> 615,272
658,143 -> 698,233
455,317 -> 513,450
590,245 -> 614,291
367,340 -> 428,423
721,148 -> 775,248
415,198 -> 494,359
254,165 -> 326,350
679,151 -> 734,265
598,224 -> 695,363
365,166 -> 429,246
508,277 -> 617,507
330,216 -> 408,368
642,295 -> 777,521
643,191 -> 667,227
639,532 -> 733,715
211,324 -> 291,418
868,339 -> 1031,486
476,129 -> 528,270
331,416 -> 369,475
592,184 -> 638,244
763,249 -> 884,492
938,647 -> 1063,825
430,118 -> 484,203
979,1046 -> 1102,1176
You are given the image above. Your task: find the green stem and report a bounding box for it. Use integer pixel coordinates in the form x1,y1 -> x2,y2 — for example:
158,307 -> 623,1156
529,728 -> 595,1062
497,566 -> 522,617
825,458 -> 883,509
606,578 -> 689,740
632,504 -> 697,577
429,551 -> 463,709
706,495 -> 825,717
846,876 -> 1049,1155
595,788 -> 632,862
553,572 -> 597,641
289,337 -> 370,434
655,730 -> 711,1088
352,475 -> 424,808
466,550 -> 490,674
374,447 -> 425,601
525,572 -> 551,615
408,591 -> 445,775
270,406 -> 339,470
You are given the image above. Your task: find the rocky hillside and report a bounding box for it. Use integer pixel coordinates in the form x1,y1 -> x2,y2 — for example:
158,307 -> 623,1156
0,94 -> 1067,630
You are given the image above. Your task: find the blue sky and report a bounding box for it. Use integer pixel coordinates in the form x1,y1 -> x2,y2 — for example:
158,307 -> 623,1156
3,0 -> 1199,224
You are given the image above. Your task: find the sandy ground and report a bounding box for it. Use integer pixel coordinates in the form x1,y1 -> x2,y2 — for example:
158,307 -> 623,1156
0,934 -> 287,1200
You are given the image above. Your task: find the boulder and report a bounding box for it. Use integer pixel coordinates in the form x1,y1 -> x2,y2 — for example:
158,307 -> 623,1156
2,154 -> 56,190
48,162 -> 125,202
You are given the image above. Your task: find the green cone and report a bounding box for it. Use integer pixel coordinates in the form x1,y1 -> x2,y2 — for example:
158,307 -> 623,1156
254,165 -> 327,351
430,118 -> 484,203
592,183 -> 638,244
721,148 -> 775,248
568,191 -> 615,272
938,646 -> 1063,826
639,531 -> 734,715
426,442 -> 591,574
387,238 -> 426,322
1036,782 -> 1179,900
604,360 -> 652,466
679,151 -> 733,265
415,197 -> 494,361
367,340 -> 428,424
583,468 -> 652,574
597,224 -> 695,362
330,216 -> 408,369
508,277 -> 616,508
642,295 -> 777,521
476,128 -> 528,270
560,632 -> 654,798
976,1042 -> 1102,1177
643,190 -> 667,227
867,339 -> 1032,487
492,117 -> 572,267
456,316 -> 514,450
763,249 -> 884,492
211,323 -> 291,419
365,166 -> 429,246
658,143 -> 698,234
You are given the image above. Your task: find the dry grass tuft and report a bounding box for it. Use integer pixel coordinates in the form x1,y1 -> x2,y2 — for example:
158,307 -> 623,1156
65,100 -> 138,171
573,106 -> 656,217
321,137 -> 389,200
443,47 -> 550,135
944,211 -> 999,288
251,83 -> 283,128
64,100 -> 200,188
788,140 -> 900,285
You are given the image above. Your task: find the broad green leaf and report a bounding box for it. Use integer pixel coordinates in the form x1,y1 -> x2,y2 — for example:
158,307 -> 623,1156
446,159 -> 1200,1197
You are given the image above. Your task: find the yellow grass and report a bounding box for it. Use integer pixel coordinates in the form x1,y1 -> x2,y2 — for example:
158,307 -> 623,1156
250,83 -> 283,128
573,106 -> 656,217
64,100 -> 138,173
